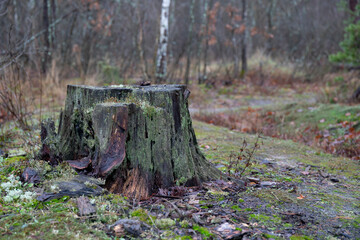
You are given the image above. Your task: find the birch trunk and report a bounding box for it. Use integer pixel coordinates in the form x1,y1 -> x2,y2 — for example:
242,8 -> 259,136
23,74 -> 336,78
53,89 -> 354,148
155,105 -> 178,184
156,0 -> 171,83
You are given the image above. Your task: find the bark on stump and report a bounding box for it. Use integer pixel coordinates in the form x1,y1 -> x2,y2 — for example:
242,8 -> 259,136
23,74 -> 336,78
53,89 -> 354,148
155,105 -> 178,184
40,84 -> 223,199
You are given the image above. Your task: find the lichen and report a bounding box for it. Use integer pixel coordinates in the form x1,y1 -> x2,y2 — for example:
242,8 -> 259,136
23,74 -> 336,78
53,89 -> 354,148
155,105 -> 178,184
155,218 -> 176,229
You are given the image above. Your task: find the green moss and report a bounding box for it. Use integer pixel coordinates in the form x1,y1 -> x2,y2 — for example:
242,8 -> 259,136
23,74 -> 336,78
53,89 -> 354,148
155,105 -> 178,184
4,156 -> 27,165
0,209 -> 109,239
130,208 -> 156,225
208,190 -> 229,196
284,223 -> 293,228
289,235 -> 313,240
263,233 -> 283,240
252,189 -> 297,205
249,214 -> 282,226
180,220 -> 190,228
180,236 -> 193,240
176,177 -> 187,186
231,205 -> 243,212
192,225 -> 214,239
338,216 -> 360,228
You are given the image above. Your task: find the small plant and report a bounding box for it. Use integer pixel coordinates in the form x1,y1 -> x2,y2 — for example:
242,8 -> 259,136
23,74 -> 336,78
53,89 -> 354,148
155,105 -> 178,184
0,174 -> 36,203
227,134 -> 262,177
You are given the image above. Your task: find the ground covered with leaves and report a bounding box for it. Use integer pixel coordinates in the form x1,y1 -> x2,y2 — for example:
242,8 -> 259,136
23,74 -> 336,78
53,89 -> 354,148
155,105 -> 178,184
0,82 -> 359,240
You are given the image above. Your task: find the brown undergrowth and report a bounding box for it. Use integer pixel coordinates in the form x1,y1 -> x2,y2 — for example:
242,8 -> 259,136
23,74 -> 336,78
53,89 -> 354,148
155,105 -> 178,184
193,109 -> 360,160
190,59 -> 360,160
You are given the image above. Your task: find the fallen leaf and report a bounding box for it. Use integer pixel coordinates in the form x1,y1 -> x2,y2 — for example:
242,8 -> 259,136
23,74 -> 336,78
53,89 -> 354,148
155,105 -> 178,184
297,194 -> 305,200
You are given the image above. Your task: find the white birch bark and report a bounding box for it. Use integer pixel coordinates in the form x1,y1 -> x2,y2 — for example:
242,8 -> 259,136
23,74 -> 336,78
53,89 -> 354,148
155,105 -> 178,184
156,0 -> 171,83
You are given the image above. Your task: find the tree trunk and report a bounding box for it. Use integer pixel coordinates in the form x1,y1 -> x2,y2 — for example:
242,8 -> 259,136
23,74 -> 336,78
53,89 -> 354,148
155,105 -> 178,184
50,0 -> 56,51
184,0 -> 196,85
240,0 -> 247,76
40,85 -> 225,200
42,0 -> 50,74
349,0 -> 359,23
156,0 -> 171,83
197,0 -> 207,83
266,0 -> 276,54
349,0 -> 358,12
136,3 -> 149,81
232,28 -> 239,79
201,0 -> 210,84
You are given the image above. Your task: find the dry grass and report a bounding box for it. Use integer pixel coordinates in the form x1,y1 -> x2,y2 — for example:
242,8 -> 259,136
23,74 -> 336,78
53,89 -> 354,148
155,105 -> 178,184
0,63 -> 34,129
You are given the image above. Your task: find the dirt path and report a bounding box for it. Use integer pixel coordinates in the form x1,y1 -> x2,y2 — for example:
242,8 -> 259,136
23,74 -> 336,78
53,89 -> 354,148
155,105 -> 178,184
189,92 -> 317,115
194,120 -> 360,239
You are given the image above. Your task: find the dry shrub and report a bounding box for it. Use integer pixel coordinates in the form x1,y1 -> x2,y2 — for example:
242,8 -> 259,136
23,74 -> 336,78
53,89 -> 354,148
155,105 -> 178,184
0,63 -> 33,130
247,49 -> 305,86
188,84 -> 217,108
320,71 -> 360,103
192,107 -> 266,133
40,59 -> 101,109
198,49 -> 306,90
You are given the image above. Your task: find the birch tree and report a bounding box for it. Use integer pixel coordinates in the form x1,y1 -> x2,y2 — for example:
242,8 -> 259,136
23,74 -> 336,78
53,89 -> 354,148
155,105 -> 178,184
156,0 -> 171,83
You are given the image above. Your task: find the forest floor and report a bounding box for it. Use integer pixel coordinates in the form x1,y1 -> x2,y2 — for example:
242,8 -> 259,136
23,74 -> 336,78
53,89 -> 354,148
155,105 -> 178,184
0,82 -> 359,239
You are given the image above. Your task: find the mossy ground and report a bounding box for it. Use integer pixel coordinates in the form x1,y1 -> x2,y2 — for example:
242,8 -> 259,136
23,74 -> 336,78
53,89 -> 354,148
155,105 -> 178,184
3,118 -> 356,239
0,83 -> 359,239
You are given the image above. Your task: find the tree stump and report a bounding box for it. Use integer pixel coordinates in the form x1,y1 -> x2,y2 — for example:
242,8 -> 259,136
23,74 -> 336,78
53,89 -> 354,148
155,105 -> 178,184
40,84 -> 224,199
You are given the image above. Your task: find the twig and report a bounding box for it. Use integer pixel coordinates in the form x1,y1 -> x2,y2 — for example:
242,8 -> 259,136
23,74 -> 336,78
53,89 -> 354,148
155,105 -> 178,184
162,198 -> 184,218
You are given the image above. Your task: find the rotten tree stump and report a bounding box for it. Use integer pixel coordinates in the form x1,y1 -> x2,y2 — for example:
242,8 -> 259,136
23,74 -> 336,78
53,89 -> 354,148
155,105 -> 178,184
40,84 -> 224,199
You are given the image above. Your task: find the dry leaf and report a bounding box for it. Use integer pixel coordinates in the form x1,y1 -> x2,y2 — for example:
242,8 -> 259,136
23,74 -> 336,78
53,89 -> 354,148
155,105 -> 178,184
297,194 -> 305,200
